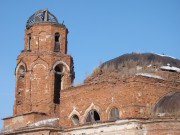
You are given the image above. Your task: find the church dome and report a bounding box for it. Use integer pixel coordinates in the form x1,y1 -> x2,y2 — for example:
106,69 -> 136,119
26,9 -> 59,28
154,92 -> 180,117
100,53 -> 180,69
84,53 -> 180,83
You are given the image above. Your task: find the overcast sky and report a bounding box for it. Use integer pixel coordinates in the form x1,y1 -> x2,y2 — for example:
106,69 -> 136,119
0,0 -> 180,128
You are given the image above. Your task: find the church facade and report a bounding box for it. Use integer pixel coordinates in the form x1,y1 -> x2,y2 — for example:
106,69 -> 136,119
1,9 -> 180,135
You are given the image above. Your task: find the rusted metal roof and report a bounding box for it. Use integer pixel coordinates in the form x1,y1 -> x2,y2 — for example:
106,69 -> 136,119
26,9 -> 59,28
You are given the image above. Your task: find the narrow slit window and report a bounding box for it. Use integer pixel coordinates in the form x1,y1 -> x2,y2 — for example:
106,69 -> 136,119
27,35 -> 31,51
54,33 -> 60,52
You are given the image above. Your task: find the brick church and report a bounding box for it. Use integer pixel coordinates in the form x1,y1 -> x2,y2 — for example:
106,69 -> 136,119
1,9 -> 180,135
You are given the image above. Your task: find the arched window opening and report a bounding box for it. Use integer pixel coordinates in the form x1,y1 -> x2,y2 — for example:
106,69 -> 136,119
109,107 -> 119,120
27,34 -> 31,51
17,65 -> 25,77
54,33 -> 60,52
54,64 -> 64,104
86,110 -> 100,123
71,115 -> 79,125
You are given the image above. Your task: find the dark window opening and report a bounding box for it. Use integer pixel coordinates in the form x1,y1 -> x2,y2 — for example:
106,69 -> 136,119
71,115 -> 79,125
18,91 -> 21,95
109,107 -> 119,120
54,64 -> 63,104
54,33 -> 60,52
54,73 -> 61,104
27,35 -> 31,51
94,111 -> 100,121
86,110 -> 100,123
55,65 -> 63,73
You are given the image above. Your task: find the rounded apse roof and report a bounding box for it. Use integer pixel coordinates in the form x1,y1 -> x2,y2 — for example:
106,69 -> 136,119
154,92 -> 180,117
26,9 -> 59,28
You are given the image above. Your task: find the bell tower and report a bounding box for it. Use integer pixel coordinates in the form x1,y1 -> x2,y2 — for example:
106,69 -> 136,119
13,9 -> 75,116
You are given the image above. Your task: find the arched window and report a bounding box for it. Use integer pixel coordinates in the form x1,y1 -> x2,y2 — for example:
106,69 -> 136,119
54,32 -> 60,52
86,109 -> 100,123
54,64 -> 64,104
16,65 -> 26,105
71,114 -> 79,125
109,107 -> 119,120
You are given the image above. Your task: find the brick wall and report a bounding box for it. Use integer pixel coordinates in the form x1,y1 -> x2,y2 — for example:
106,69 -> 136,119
59,76 -> 180,128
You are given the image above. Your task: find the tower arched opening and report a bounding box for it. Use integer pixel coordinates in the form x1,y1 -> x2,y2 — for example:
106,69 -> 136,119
54,64 -> 64,104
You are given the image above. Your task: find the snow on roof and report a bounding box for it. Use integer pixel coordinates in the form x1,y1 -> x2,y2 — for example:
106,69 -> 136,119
153,53 -> 176,59
160,66 -> 180,73
136,73 -> 164,80
28,117 -> 59,127
1,118 -> 59,133
1,128 -> 13,134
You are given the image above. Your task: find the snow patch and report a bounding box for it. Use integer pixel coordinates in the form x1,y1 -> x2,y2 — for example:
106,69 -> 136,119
157,113 -> 166,117
147,64 -> 152,68
28,118 -> 59,127
160,66 -> 180,73
136,73 -> 164,80
1,118 -> 59,133
153,53 -> 176,59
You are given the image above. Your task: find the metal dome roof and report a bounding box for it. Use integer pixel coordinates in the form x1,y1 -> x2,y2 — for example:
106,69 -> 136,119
26,9 -> 59,28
